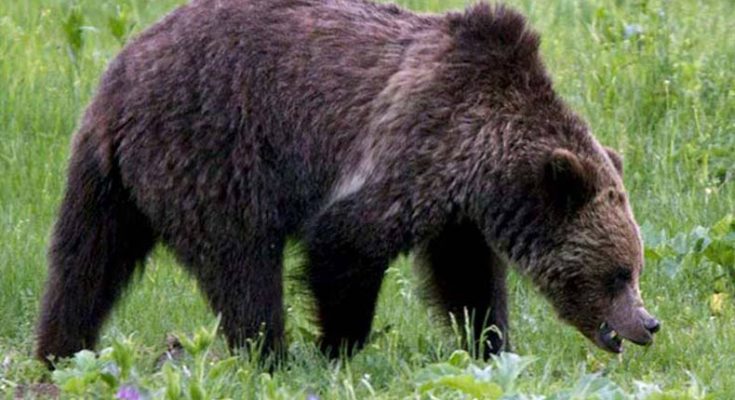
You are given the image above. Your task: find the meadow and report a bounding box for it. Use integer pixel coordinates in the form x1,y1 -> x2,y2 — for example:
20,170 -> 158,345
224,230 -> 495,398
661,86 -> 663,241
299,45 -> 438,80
1,0 -> 734,398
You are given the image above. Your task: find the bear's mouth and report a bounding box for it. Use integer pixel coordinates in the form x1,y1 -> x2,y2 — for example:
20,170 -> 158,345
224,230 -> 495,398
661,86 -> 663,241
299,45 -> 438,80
595,321 -> 655,353
596,322 -> 623,353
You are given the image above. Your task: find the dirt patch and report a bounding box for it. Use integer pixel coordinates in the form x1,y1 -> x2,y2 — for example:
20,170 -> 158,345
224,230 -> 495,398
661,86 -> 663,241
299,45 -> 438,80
14,383 -> 59,399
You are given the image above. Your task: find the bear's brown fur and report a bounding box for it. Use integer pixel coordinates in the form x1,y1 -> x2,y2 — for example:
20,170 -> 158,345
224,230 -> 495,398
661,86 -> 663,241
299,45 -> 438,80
36,0 -> 659,365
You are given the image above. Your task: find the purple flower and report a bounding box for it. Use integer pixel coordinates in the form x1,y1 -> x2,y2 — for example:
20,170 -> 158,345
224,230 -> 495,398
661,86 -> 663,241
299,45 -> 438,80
116,385 -> 141,400
623,24 -> 644,39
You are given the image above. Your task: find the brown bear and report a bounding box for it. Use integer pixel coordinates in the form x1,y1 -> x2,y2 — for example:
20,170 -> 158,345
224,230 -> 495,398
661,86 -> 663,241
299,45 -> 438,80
36,0 -> 660,365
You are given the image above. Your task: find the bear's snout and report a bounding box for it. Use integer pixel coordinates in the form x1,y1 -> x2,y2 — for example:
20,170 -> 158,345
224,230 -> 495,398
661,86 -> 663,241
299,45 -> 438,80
644,316 -> 661,334
592,287 -> 660,353
598,302 -> 660,353
626,306 -> 659,345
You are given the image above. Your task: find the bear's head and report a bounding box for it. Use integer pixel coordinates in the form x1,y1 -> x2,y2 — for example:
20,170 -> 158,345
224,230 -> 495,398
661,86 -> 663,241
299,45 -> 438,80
530,147 -> 659,353
446,1 -> 658,353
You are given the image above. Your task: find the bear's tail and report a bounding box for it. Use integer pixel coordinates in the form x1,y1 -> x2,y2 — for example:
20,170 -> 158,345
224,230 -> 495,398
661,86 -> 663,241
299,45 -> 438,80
35,130 -> 155,367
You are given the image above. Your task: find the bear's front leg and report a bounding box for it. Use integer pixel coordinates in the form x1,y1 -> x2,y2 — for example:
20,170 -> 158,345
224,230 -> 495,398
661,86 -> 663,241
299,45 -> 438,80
415,220 -> 510,359
304,191 -> 411,358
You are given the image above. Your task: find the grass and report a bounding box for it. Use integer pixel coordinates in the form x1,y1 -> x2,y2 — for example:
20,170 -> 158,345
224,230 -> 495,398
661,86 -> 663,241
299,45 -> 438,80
1,0 -> 734,398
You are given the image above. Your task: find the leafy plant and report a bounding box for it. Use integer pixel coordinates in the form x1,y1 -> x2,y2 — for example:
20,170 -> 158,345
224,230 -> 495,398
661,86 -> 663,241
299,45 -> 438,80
414,351 -> 709,400
643,215 -> 735,290
51,318 -> 247,399
61,4 -> 85,69
107,4 -> 136,45
415,350 -> 505,399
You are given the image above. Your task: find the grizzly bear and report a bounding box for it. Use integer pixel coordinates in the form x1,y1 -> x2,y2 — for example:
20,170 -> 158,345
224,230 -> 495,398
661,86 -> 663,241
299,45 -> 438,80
36,0 -> 660,365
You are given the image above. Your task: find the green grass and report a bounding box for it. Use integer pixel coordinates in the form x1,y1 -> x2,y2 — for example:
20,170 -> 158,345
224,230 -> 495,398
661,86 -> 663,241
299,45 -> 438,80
1,0 -> 734,398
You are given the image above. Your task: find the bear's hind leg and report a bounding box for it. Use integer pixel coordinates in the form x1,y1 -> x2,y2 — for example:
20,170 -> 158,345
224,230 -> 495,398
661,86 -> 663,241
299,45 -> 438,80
415,220 -> 509,359
36,137 -> 156,366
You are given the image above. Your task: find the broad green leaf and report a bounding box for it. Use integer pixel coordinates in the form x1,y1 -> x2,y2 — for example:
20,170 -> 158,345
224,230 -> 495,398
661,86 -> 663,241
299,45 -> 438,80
420,374 -> 503,399
207,357 -> 238,381
711,214 -> 735,238
448,350 -> 471,368
491,353 -> 536,393
703,239 -> 734,267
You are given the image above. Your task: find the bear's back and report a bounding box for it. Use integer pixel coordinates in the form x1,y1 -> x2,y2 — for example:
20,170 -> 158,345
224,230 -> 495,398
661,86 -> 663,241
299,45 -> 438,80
88,0 -> 441,242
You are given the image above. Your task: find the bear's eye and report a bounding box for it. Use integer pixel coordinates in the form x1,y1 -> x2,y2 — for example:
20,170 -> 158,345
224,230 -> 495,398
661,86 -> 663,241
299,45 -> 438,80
606,268 -> 632,294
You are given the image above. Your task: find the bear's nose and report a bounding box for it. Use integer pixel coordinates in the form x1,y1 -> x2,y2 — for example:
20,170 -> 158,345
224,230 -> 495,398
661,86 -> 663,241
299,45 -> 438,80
644,317 -> 660,334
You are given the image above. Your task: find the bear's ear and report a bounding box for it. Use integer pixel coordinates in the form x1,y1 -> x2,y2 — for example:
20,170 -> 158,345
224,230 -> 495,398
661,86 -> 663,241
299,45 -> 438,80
604,146 -> 623,176
543,149 -> 597,211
